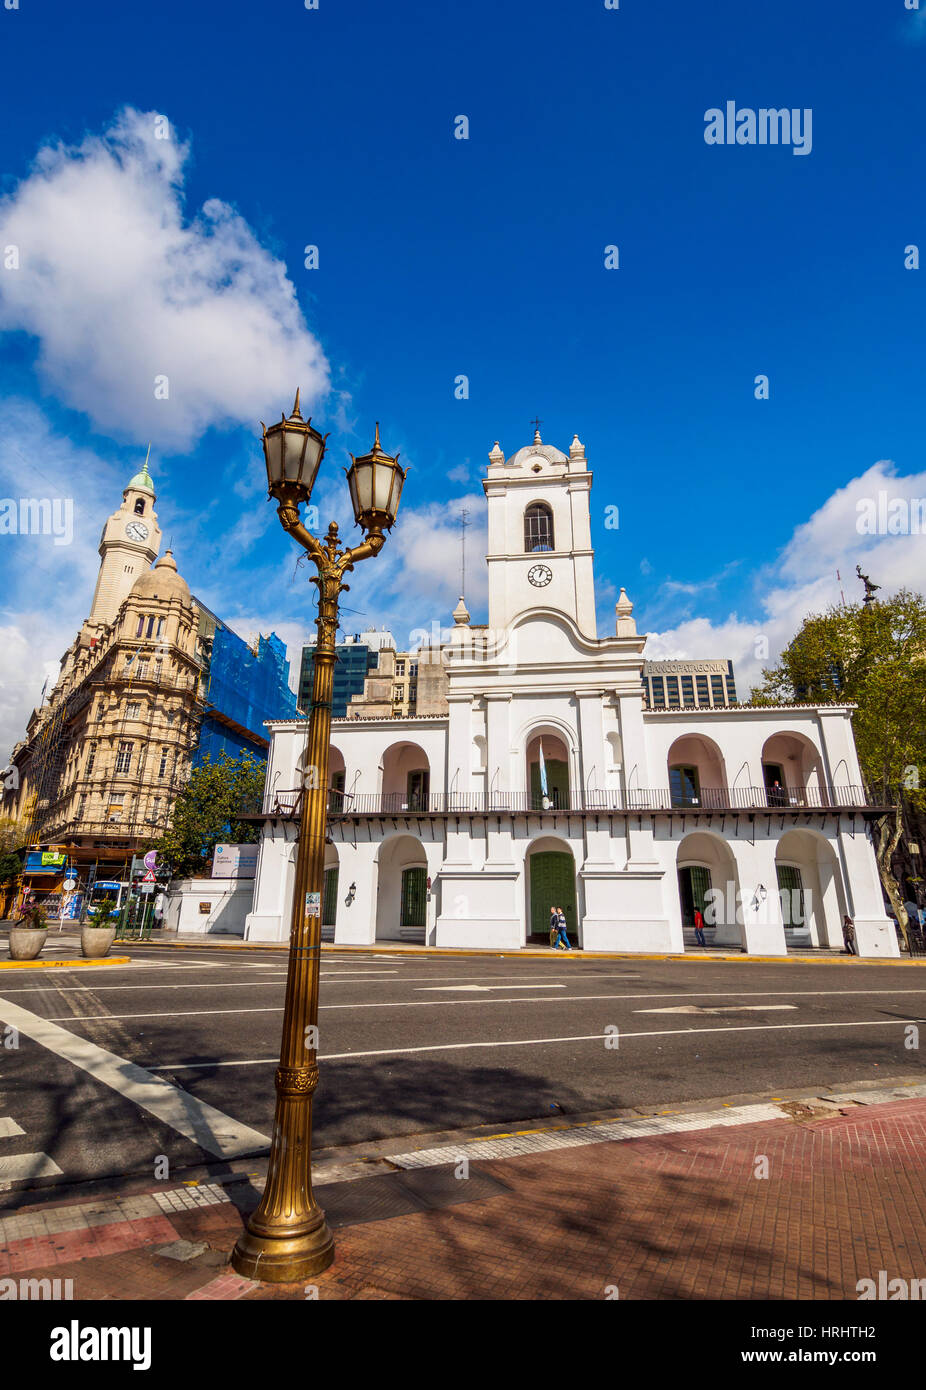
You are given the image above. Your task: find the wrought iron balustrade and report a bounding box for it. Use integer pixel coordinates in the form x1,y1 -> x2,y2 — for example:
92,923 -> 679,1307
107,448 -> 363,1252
243,783 -> 883,819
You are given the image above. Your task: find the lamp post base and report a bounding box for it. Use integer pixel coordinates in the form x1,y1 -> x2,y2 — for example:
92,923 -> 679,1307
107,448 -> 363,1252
231,1213 -> 335,1283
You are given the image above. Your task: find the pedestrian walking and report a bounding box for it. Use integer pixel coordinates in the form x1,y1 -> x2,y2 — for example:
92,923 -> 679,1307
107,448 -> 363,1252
693,907 -> 707,948
554,906 -> 572,951
549,905 -> 558,949
842,915 -> 857,955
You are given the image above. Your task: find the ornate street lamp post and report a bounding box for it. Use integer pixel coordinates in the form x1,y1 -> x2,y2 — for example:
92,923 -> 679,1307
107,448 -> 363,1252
231,393 -> 405,1283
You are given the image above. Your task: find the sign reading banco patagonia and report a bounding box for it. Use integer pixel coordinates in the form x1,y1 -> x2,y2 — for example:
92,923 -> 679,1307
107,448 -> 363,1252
211,843 -> 259,879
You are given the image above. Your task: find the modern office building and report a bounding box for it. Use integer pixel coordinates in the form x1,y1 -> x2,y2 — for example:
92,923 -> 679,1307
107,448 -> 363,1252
299,634 -> 379,718
642,659 -> 737,710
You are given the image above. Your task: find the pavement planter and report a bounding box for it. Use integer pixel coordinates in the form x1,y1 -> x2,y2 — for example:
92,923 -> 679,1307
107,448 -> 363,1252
7,927 -> 47,961
80,924 -> 117,958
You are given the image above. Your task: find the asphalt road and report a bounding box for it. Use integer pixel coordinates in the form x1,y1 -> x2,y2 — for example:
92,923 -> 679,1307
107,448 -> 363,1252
2,947 -> 926,1194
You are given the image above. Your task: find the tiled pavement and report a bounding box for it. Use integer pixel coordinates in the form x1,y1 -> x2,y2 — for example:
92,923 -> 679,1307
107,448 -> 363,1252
3,1095 -> 926,1300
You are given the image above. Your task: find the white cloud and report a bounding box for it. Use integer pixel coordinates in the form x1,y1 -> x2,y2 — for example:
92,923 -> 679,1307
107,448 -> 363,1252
644,460 -> 926,698
0,108 -> 329,448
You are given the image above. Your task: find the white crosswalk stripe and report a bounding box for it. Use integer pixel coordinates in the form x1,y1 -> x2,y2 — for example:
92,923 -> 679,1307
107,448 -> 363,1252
0,1114 -> 62,1185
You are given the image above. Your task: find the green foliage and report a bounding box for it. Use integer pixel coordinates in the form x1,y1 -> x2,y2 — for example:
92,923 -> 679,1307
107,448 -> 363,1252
89,895 -> 117,924
751,590 -> 926,940
751,590 -> 926,798
0,850 -> 23,885
152,752 -> 265,879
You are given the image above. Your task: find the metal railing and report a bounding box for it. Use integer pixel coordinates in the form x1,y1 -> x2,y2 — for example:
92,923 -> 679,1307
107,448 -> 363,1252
244,783 -> 882,819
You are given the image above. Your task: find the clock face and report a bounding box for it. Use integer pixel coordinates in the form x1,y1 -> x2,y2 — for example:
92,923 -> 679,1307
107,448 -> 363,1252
527,563 -> 553,588
125,521 -> 149,542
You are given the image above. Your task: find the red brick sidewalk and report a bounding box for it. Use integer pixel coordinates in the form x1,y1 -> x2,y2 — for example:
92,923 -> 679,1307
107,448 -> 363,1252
4,1097 -> 926,1300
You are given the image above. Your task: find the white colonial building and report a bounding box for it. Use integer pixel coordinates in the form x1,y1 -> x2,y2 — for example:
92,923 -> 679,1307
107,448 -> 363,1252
244,429 -> 897,958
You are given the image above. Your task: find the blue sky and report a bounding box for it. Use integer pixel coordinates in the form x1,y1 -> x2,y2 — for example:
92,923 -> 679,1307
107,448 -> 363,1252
1,0 -> 925,755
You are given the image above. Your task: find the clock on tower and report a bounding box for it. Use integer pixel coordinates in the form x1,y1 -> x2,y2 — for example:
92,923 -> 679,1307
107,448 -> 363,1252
87,453 -> 162,627
483,427 -> 598,639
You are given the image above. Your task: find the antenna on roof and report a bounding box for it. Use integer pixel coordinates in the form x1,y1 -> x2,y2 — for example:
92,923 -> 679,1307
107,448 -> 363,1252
459,506 -> 469,601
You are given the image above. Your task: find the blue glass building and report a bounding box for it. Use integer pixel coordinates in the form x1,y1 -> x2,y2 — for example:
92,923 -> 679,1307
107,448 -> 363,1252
193,603 -> 302,767
299,637 -> 379,718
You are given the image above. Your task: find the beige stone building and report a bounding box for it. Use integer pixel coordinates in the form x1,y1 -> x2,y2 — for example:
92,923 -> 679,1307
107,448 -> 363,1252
3,459 -> 203,885
346,639 -> 450,718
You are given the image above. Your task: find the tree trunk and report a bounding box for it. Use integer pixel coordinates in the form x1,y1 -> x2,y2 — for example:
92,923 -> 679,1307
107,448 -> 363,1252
874,806 -> 909,950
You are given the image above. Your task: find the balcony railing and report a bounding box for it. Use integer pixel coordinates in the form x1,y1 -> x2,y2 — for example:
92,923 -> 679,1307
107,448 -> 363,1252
242,783 -> 885,819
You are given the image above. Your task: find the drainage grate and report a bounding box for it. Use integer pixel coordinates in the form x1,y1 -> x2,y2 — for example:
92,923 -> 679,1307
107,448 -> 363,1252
317,1166 -> 510,1230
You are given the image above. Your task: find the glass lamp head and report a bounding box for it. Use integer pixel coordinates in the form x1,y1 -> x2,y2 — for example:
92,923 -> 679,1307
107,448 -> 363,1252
262,390 -> 328,502
345,423 -> 406,532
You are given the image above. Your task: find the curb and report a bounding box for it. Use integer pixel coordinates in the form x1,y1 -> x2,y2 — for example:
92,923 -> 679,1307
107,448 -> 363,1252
0,956 -> 132,971
127,938 -> 924,966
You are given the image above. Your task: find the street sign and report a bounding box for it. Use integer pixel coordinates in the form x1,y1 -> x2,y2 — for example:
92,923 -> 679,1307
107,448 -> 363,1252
140,882 -> 154,894
143,870 -> 156,883
143,850 -> 157,871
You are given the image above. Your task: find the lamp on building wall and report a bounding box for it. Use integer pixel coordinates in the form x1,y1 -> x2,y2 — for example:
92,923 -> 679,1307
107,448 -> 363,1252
346,882 -> 357,905
231,394 -> 404,1286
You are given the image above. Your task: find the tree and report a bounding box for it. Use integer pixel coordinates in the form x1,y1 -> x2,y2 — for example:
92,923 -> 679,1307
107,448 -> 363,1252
152,752 -> 266,880
0,816 -> 29,856
751,590 -> 926,946
0,850 -> 23,885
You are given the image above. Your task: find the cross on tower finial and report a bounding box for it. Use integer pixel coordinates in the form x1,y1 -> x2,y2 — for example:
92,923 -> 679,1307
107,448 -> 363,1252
530,416 -> 542,444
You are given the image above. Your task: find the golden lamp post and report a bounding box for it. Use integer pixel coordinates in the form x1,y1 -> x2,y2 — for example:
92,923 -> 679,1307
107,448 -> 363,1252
231,392 -> 405,1283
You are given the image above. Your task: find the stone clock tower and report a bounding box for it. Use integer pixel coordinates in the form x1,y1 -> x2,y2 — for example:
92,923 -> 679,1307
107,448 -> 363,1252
87,455 -> 162,629
483,428 -> 597,639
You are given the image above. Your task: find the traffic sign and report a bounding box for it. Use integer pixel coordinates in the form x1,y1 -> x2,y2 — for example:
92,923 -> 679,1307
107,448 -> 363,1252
143,870 -> 156,883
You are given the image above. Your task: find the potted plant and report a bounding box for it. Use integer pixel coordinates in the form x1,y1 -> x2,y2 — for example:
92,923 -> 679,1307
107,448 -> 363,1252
81,896 -> 118,959
9,902 -> 49,960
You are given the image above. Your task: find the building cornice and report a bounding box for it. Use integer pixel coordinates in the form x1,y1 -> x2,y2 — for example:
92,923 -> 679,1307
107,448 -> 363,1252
643,702 -> 857,716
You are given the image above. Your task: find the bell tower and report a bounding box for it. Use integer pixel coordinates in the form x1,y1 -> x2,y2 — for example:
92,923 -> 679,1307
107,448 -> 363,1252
483,427 -> 597,639
88,452 -> 162,628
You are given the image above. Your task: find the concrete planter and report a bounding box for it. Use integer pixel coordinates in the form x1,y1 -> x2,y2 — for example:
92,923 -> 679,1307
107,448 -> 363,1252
81,925 -> 117,959
9,926 -> 48,960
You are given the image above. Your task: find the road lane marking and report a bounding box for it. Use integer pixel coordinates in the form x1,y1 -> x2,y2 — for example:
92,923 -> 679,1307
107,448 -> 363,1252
415,984 -> 567,992
0,995 -> 269,1158
0,1117 -> 25,1138
320,970 -> 399,977
1,980 -> 291,995
636,1004 -> 798,1015
147,1015 -> 926,1070
315,1017 -> 926,1060
42,987 -> 926,1021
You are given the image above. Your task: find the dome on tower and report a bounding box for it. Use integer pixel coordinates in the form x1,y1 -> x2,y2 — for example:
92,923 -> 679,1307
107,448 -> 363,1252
125,453 -> 155,496
130,550 -> 190,603
505,426 -> 568,469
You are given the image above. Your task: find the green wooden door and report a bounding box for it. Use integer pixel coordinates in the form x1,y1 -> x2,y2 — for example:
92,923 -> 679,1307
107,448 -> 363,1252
323,867 -> 339,926
678,865 -> 711,925
400,866 -> 427,927
528,851 -> 577,940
